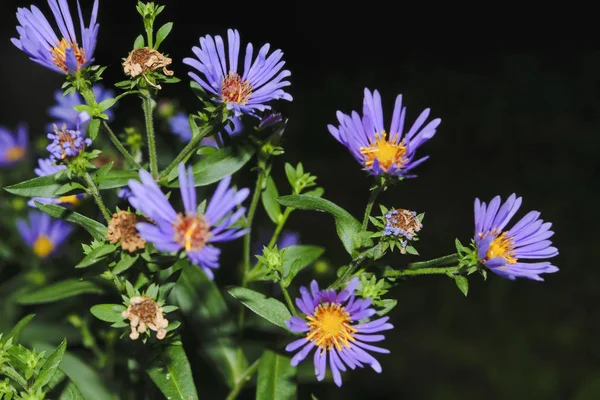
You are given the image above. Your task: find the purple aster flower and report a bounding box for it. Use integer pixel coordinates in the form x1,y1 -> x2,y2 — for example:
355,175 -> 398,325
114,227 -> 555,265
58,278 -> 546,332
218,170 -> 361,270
474,194 -> 559,281
118,187 -> 133,200
48,85 -> 114,130
47,124 -> 91,161
169,113 -> 243,148
28,158 -> 84,208
183,29 -> 292,117
127,163 -> 250,279
17,211 -> 73,259
0,125 -> 28,167
328,88 -> 441,178
12,0 -> 99,74
285,278 -> 393,387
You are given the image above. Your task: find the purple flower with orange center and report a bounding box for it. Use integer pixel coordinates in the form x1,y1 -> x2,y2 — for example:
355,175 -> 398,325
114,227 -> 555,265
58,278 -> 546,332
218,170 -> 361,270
127,163 -> 249,279
328,88 -> 441,178
17,211 -> 73,259
475,194 -> 559,281
0,125 -> 28,167
183,29 -> 292,117
12,0 -> 99,74
47,124 -> 91,161
285,278 -> 393,387
28,158 -> 84,208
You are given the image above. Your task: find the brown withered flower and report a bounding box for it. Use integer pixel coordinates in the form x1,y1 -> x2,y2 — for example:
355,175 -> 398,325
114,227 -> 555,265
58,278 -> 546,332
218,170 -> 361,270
122,296 -> 169,340
123,47 -> 173,88
106,210 -> 147,253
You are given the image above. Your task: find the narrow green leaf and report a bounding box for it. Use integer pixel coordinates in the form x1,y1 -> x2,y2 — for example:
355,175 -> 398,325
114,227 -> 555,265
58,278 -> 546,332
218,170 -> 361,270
261,176 -> 282,224
228,287 -> 291,330
154,22 -> 173,49
17,280 -> 102,305
36,203 -> 107,241
284,163 -> 296,189
31,339 -> 67,392
90,304 -> 127,323
147,342 -> 199,400
75,243 -> 117,268
88,119 -> 101,140
277,195 -> 364,255
168,145 -> 255,187
112,253 -> 139,275
5,314 -> 35,344
134,34 -> 145,49
281,245 -> 324,285
256,351 -> 296,400
5,174 -> 62,197
35,343 -> 109,400
454,276 -> 469,296
97,170 -> 139,190
169,264 -> 246,388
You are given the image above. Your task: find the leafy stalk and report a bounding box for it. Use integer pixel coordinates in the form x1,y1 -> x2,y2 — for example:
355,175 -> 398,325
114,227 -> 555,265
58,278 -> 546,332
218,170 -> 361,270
362,180 -> 385,229
384,265 -> 461,277
101,121 -> 142,169
142,93 -> 158,177
83,172 -> 111,222
224,358 -> 261,400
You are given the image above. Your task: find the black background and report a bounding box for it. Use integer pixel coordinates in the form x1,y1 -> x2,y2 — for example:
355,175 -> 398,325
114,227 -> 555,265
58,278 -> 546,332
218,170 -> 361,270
1,1 -> 599,399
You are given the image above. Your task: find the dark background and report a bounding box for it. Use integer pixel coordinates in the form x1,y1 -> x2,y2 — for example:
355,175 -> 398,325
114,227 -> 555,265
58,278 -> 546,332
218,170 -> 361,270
1,1 -> 599,399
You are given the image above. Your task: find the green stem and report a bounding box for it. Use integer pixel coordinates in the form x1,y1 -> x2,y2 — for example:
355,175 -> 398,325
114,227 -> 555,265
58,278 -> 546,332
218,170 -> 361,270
280,283 -> 297,316
384,265 -> 460,278
159,121 -> 221,179
142,94 -> 158,178
329,244 -> 379,290
83,172 -> 111,222
407,254 -> 459,270
247,207 -> 292,280
362,183 -> 384,229
236,163 -> 267,371
101,121 -> 142,169
224,358 -> 261,400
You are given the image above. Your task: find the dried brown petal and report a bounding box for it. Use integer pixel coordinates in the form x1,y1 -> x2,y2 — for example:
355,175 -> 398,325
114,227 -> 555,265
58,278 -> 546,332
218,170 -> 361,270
106,210 -> 147,253
123,47 -> 174,88
122,296 -> 169,341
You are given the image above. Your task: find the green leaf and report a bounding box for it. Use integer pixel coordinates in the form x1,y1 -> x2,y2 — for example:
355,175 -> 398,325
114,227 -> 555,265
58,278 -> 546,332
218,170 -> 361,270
31,339 -> 67,392
75,243 -> 117,268
134,34 -> 145,49
35,343 -> 110,400
284,163 -> 297,189
154,22 -> 173,49
5,314 -> 35,344
277,195 -> 365,256
228,287 -> 291,330
5,174 -> 62,198
281,245 -> 324,286
112,253 -> 139,275
167,145 -> 255,188
98,98 -> 116,113
90,304 -> 126,323
36,203 -> 107,241
261,176 -> 282,224
454,276 -> 469,296
256,351 -> 297,400
96,170 -> 139,190
169,264 -> 246,388
88,119 -> 101,140
17,280 -> 102,305
147,342 -> 199,400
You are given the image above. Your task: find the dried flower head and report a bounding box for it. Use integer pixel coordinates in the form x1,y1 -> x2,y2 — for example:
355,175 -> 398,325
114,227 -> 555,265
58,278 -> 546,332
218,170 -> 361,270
122,296 -> 168,340
106,210 -> 146,253
123,47 -> 173,88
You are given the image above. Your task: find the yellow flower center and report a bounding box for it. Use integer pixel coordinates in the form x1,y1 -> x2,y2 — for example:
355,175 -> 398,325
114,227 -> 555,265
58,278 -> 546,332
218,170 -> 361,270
360,132 -> 407,172
306,302 -> 356,351
6,147 -> 25,162
173,214 -> 211,252
33,235 -> 54,258
221,72 -> 253,104
51,38 -> 86,72
485,232 -> 517,265
58,194 -> 81,206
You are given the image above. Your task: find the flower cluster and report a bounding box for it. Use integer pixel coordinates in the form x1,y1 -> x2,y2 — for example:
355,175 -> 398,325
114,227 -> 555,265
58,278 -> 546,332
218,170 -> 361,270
47,124 -> 92,161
